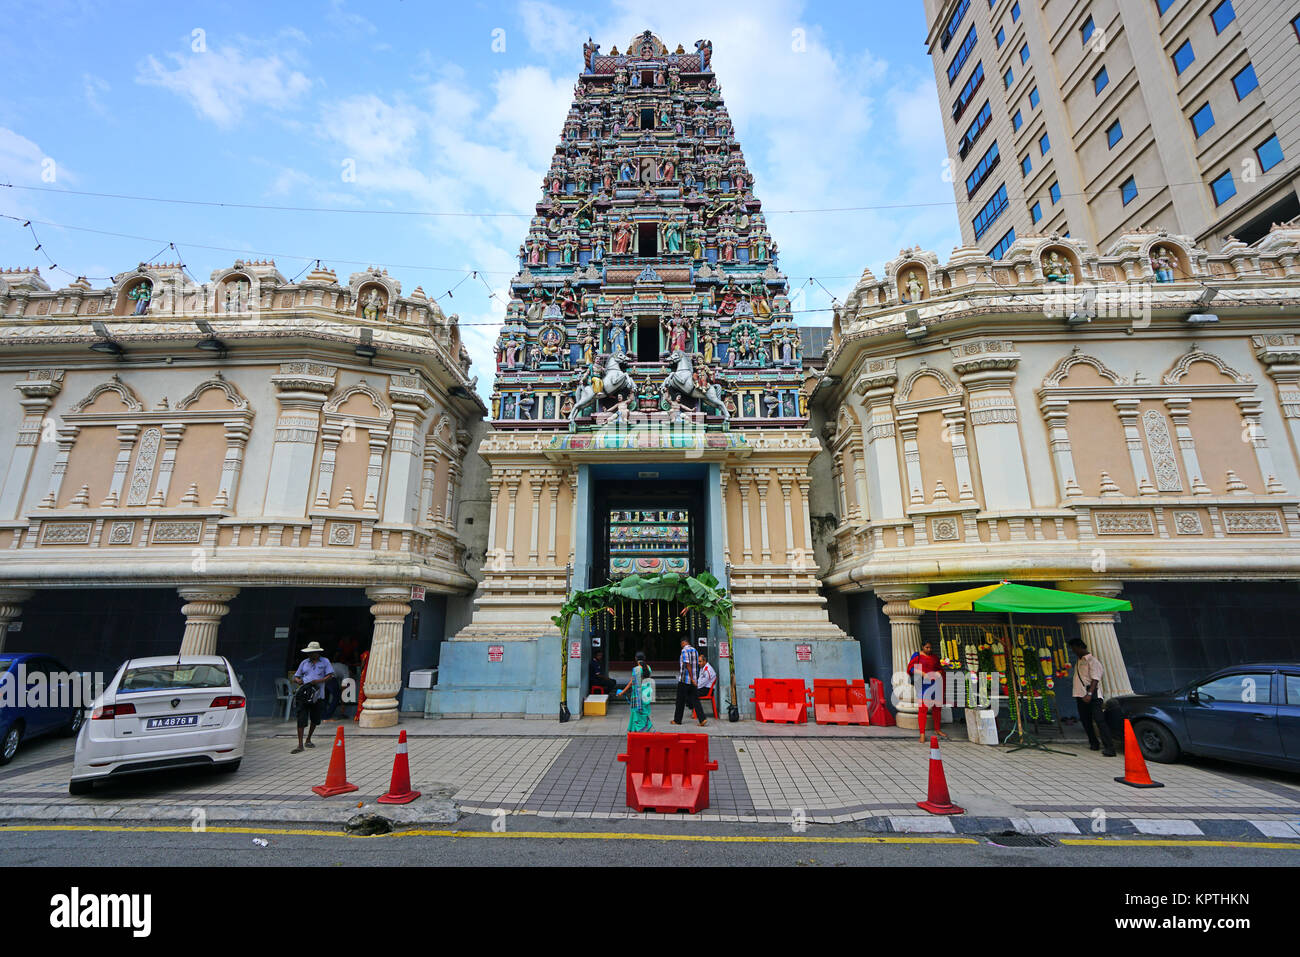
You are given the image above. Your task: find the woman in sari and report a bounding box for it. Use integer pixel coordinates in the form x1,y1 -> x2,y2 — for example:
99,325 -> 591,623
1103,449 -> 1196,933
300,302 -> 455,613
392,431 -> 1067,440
616,651 -> 654,732
907,640 -> 948,742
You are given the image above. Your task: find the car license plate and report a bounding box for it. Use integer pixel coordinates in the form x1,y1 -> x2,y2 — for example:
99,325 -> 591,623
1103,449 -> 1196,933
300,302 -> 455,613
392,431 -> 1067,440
145,715 -> 198,729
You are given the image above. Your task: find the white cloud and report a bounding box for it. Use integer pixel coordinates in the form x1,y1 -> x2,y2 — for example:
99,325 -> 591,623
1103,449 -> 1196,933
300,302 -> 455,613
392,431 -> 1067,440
137,43 -> 312,128
82,73 -> 111,118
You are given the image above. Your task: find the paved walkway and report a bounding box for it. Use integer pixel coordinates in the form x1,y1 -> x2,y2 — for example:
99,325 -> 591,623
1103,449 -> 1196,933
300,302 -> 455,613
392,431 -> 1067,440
0,709 -> 1298,838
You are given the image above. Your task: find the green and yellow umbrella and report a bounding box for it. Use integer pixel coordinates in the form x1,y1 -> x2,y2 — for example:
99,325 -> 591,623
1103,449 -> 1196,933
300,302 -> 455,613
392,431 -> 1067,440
909,581 -> 1131,615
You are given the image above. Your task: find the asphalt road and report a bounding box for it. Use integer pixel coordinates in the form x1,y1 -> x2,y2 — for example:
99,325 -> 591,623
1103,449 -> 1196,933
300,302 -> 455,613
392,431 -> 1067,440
2,815 -> 1296,867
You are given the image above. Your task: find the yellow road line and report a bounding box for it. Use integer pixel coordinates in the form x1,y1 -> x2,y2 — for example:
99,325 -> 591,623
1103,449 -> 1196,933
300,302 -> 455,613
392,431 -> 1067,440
2,824 -> 1295,849
1060,837 -> 1300,850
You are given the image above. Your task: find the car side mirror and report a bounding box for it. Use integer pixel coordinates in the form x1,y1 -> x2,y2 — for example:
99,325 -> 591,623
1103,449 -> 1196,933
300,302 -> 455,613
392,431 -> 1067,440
1187,689 -> 1199,703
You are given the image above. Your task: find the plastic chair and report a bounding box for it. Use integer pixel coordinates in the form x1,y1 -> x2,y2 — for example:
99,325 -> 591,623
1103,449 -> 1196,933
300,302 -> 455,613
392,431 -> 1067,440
274,677 -> 294,721
698,685 -> 719,719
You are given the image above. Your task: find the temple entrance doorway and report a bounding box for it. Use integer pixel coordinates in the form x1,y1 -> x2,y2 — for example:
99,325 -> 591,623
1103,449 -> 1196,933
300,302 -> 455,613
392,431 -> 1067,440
590,479 -> 708,674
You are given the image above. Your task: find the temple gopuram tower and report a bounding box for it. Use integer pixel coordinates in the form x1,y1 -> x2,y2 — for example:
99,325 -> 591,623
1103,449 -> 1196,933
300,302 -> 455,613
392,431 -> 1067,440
429,31 -> 855,719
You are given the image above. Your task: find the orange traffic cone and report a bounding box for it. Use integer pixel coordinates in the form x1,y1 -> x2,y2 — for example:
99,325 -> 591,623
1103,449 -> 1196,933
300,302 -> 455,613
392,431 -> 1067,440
1114,719 -> 1164,789
916,735 -> 964,815
377,729 -> 421,805
311,726 -> 359,797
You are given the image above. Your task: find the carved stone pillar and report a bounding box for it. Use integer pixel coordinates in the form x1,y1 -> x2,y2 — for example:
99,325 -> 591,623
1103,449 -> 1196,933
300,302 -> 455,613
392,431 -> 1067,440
486,475 -> 504,569
177,587 -> 239,656
737,469 -> 753,563
445,459 -> 462,527
1163,398 -> 1210,494
568,471 -> 579,563
419,448 -> 439,522
831,450 -> 851,521
148,424 -> 186,506
1114,399 -> 1154,493
0,371 -> 63,519
857,362 -> 905,519
755,468 -> 771,562
849,440 -> 871,520
40,425 -> 80,507
360,585 -> 411,728
879,584 -> 929,729
546,473 -> 560,564
265,363 -> 337,516
363,429 -> 390,510
1040,398 -> 1078,500
1055,579 -> 1133,697
217,421 -> 251,507
108,424 -> 142,506
795,476 -> 814,568
1253,336 -> 1300,473
942,407 -> 977,501
0,589 -> 33,653
952,342 -> 1031,509
777,468 -> 797,564
719,468 -> 733,565
504,470 -> 522,566
897,413 -> 924,505
384,375 -> 434,524
1237,397 -> 1286,493
528,473 -> 543,564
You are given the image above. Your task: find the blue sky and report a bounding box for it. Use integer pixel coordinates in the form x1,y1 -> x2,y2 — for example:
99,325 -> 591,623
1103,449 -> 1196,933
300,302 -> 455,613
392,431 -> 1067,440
0,0 -> 960,393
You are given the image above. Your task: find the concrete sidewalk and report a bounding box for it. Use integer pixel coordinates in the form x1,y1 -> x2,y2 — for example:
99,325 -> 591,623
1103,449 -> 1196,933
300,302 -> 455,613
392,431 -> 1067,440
1,713 -> 1298,838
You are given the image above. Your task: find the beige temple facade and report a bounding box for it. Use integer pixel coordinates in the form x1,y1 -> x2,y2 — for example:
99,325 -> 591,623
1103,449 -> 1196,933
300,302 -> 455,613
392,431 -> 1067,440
0,260 -> 485,725
813,223 -> 1300,726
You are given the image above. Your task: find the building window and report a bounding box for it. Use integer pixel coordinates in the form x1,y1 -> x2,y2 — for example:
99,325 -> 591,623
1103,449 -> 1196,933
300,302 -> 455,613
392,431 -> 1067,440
1021,154 -> 1032,175
1094,67 -> 1109,94
966,141 -> 1002,197
1210,0 -> 1235,33
1029,86 -> 1039,108
1039,132 -> 1051,154
1156,0 -> 1174,13
1013,109 -> 1023,130
1081,16 -> 1095,44
947,26 -> 978,85
973,183 -> 1010,239
951,62 -> 985,121
1256,134 -> 1284,172
1121,175 -> 1138,205
1173,40 -> 1195,75
1191,102 -> 1215,137
1011,1 -> 1020,22
1020,42 -> 1030,64
1049,181 -> 1061,204
941,0 -> 973,51
1031,201 -> 1042,223
958,101 -> 993,158
990,228 -> 1017,260
1294,13 -> 1300,41
1233,62 -> 1258,98
1210,169 -> 1236,206
1004,66 -> 1014,88
1107,120 -> 1124,148
996,26 -> 1006,47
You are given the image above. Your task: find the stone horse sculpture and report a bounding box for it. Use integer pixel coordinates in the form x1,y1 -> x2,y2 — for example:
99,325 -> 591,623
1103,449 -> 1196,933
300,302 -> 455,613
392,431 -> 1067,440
662,351 -> 729,422
569,352 -> 635,427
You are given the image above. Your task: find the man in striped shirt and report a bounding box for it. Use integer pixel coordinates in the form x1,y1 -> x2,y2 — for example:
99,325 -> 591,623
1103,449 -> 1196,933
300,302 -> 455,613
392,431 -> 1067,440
672,637 -> 708,726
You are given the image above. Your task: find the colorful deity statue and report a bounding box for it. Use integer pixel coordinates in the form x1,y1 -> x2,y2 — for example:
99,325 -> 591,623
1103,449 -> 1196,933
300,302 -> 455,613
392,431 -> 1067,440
716,282 -> 740,318
606,310 -> 630,356
362,288 -> 383,321
662,218 -> 684,254
1151,246 -> 1176,282
700,328 -> 716,364
905,270 -> 925,302
612,218 -> 633,254
127,280 -> 153,315
662,310 -> 691,354
581,328 -> 596,365
1044,251 -> 1073,284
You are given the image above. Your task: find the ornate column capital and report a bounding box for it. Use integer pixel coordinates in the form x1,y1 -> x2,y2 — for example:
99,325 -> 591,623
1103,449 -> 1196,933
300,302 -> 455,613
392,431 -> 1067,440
877,584 -> 928,620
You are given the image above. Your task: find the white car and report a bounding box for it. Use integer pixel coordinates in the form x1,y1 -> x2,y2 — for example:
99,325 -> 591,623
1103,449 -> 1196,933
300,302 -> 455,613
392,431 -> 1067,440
70,655 -> 247,795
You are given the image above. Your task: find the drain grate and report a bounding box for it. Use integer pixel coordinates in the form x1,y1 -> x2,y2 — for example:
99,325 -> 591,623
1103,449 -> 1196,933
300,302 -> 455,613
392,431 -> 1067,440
986,832 -> 1059,847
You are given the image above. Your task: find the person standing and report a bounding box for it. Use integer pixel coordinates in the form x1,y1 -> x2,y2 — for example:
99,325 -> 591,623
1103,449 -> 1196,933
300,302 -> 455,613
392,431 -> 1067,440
907,640 -> 948,742
616,652 -> 654,732
1069,638 -> 1116,755
291,641 -> 334,754
671,637 -> 708,727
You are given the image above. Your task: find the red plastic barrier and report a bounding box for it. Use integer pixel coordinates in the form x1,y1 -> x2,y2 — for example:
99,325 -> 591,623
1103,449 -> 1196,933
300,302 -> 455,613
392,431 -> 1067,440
749,678 -> 810,724
813,679 -> 871,725
617,732 -> 718,813
867,677 -> 895,727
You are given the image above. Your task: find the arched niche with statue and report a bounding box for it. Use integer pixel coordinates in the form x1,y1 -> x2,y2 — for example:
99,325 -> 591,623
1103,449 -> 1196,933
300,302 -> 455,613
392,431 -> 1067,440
115,271 -> 156,317
1039,244 -> 1081,285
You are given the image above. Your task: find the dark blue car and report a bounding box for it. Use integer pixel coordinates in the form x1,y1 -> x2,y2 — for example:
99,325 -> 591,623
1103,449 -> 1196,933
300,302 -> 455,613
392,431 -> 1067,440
1114,663 -> 1300,772
0,653 -> 87,765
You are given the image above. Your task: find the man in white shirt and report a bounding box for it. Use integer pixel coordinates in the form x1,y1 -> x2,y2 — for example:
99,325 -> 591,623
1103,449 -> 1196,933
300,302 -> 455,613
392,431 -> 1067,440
291,641 -> 335,754
1069,639 -> 1116,755
697,655 -> 717,697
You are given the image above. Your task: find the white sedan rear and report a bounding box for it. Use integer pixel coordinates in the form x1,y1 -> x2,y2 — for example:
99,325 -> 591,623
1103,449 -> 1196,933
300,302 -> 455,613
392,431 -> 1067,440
70,655 -> 247,795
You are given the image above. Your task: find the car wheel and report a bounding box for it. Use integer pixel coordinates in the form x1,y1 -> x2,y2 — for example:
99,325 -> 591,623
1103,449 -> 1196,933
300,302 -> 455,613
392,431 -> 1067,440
0,724 -> 21,765
68,779 -> 93,796
1133,720 -> 1180,764
64,708 -> 85,737
215,759 -> 241,774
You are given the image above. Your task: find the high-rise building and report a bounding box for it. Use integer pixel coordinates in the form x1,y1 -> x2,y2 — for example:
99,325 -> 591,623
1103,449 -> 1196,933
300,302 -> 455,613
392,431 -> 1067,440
924,0 -> 1300,256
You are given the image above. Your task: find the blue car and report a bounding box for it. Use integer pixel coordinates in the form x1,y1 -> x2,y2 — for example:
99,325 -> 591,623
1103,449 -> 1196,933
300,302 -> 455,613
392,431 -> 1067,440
0,653 -> 87,765
1114,663 -> 1300,772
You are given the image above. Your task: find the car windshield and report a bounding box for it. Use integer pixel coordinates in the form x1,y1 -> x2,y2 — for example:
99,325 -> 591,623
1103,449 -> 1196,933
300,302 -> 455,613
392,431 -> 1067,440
119,662 -> 229,692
